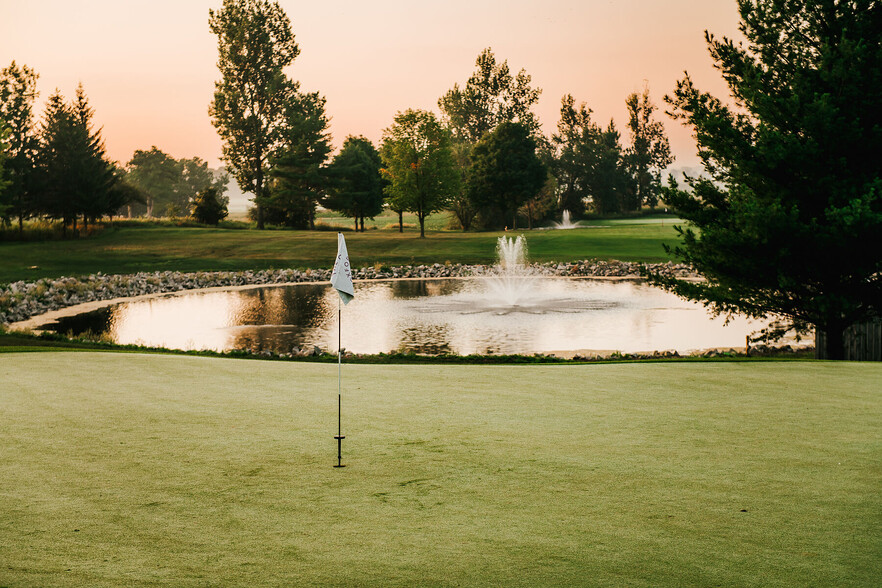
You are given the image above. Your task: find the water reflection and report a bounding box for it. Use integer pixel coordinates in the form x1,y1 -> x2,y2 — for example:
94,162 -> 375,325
45,278 -> 785,356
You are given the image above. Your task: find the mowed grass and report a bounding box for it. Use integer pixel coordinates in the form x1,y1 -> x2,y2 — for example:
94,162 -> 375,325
0,222 -> 680,283
1,352 -> 879,586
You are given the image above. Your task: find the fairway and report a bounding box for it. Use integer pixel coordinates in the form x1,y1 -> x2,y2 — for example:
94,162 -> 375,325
1,353 -> 879,586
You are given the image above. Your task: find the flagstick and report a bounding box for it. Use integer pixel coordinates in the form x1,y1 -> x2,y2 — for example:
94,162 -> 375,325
334,295 -> 345,467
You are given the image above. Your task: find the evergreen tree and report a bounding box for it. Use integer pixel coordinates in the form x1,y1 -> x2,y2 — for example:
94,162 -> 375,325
0,61 -> 39,232
33,86 -> 117,233
267,91 -> 332,229
467,122 -> 547,230
209,0 -> 300,229
324,136 -> 384,232
380,109 -> 459,238
69,84 -> 116,226
191,187 -> 229,225
651,0 -> 882,360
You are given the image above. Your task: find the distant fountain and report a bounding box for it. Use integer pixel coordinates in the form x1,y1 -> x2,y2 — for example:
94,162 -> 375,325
553,210 -> 580,229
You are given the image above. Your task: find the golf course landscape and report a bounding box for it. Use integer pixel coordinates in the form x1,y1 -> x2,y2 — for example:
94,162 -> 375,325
4,0 -> 881,584
1,222 -> 880,586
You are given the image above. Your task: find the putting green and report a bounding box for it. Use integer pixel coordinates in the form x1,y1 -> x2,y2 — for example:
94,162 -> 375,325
1,353 -> 879,586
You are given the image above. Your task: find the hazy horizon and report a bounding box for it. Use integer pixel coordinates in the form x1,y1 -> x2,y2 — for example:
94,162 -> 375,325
1,1 -> 741,172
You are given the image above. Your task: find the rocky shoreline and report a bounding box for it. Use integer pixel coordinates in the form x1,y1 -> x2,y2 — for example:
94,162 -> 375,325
0,260 -> 697,326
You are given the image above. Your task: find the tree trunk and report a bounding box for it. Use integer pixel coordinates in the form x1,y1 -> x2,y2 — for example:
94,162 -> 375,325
360,216 -> 365,232
354,217 -> 358,232
823,319 -> 847,360
419,212 -> 425,238
255,169 -> 265,230
398,210 -> 403,233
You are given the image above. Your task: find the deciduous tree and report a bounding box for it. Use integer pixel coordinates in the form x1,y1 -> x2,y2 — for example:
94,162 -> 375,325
209,0 -> 299,229
0,61 -> 39,231
651,0 -> 882,360
467,122 -> 546,230
126,147 -> 182,217
324,136 -> 384,232
439,48 -> 542,143
380,110 -> 459,238
267,91 -> 332,229
624,85 -> 673,210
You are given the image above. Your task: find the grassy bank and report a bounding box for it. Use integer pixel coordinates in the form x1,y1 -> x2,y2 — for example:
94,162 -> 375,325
1,352 -> 879,587
0,221 -> 680,284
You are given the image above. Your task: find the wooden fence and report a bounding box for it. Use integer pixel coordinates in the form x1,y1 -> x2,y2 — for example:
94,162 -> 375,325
815,319 -> 882,361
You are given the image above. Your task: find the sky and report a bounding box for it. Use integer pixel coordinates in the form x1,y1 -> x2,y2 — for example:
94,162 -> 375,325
1,0 -> 742,172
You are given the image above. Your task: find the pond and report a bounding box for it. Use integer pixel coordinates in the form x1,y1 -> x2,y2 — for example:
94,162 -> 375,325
43,277 -> 785,356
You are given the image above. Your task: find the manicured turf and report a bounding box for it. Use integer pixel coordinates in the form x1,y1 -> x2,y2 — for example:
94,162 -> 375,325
1,352 -> 879,586
0,221 -> 680,284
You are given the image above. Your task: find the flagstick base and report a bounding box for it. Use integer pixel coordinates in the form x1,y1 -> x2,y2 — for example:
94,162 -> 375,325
334,435 -> 345,467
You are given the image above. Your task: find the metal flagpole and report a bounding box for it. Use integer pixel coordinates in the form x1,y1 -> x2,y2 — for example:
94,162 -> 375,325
334,295 -> 345,467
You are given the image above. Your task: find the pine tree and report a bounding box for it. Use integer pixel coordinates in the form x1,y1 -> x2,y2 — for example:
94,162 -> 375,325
652,0 -> 882,359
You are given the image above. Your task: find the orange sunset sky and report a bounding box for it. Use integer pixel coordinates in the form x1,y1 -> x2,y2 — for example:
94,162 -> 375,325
1,0 -> 741,171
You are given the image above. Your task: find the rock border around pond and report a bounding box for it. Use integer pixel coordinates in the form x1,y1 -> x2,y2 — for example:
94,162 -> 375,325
0,260 -> 697,326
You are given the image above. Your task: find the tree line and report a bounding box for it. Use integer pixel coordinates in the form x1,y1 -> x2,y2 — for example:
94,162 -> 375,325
205,0 -> 675,236
0,65 -> 231,234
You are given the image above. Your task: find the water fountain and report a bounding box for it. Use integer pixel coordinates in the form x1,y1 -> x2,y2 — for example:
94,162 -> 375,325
422,235 -> 600,316
483,235 -> 538,307
552,210 -> 580,229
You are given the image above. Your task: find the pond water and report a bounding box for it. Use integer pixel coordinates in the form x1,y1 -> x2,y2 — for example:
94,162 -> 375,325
44,277 -> 785,356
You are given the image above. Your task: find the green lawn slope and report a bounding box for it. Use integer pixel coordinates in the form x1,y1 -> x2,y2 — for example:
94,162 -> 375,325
0,222 -> 679,283
2,352 -> 879,586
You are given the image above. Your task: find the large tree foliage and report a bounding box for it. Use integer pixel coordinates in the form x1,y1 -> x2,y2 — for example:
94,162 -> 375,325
180,157 -> 228,210
438,47 -> 542,143
550,96 -> 632,217
324,136 -> 384,232
550,95 -> 594,217
467,122 -> 547,230
380,109 -> 459,238
267,91 -> 332,229
209,0 -> 299,229
438,48 -> 542,229
624,85 -> 673,210
0,61 -> 39,231
126,149 -> 226,218
0,123 -> 11,220
126,147 -> 183,217
652,0 -> 882,360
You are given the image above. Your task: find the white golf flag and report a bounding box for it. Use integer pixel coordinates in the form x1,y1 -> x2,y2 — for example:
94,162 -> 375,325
330,232 -> 355,305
